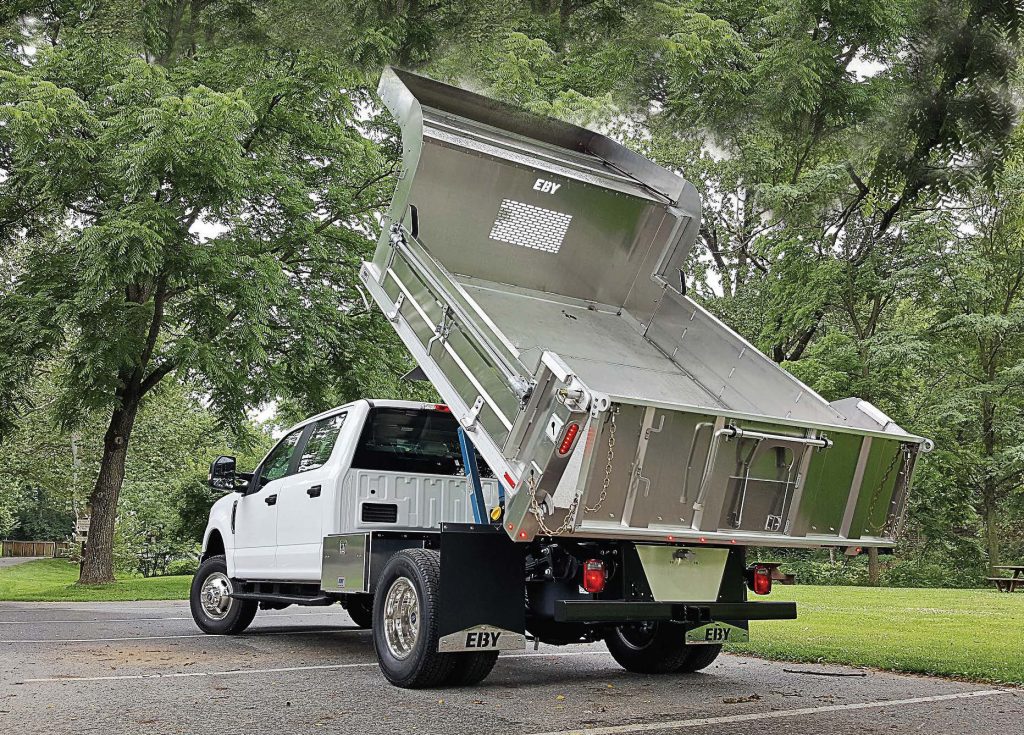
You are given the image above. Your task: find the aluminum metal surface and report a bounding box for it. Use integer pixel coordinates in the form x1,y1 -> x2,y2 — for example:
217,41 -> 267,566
361,67 -> 930,548
321,533 -> 369,593
635,546 -> 729,602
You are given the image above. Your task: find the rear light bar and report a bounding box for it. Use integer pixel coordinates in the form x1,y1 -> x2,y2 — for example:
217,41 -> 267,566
582,558 -> 606,594
746,564 -> 773,596
557,421 -> 580,456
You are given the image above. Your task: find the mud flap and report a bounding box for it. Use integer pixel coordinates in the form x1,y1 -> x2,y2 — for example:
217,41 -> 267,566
437,523 -> 526,652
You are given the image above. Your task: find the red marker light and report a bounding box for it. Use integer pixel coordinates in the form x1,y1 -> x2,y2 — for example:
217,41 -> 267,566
699,537 -> 707,543
582,559 -> 606,594
667,535 -> 675,542
433,404 -> 450,413
503,472 -> 517,489
747,564 -> 773,596
558,422 -> 580,455
518,530 -> 528,540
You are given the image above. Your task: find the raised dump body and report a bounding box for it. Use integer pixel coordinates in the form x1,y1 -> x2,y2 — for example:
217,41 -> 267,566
360,67 -> 931,549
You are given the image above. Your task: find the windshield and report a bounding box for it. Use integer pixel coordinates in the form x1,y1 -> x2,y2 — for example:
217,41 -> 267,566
351,407 -> 492,477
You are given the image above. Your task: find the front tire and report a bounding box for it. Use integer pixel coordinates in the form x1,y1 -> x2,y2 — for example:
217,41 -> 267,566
372,549 -> 455,688
606,622 -> 719,674
190,555 -> 257,635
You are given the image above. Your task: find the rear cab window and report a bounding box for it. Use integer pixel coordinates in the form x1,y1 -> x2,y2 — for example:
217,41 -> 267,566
351,407 -> 491,476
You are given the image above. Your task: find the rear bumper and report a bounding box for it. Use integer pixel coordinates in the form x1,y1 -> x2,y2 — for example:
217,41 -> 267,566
553,600 -> 797,624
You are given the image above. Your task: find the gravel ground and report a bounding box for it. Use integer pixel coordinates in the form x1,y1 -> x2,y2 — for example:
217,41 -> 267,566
0,600 -> 1019,735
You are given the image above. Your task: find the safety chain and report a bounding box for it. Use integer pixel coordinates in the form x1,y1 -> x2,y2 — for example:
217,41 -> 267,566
584,405 -> 617,513
865,444 -> 910,535
882,446 -> 914,538
527,406 -> 618,536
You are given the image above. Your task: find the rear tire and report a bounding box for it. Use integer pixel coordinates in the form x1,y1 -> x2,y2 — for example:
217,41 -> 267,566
344,595 -> 374,629
447,651 -> 499,686
677,643 -> 722,672
606,622 -> 696,674
373,549 -> 455,688
190,555 -> 257,635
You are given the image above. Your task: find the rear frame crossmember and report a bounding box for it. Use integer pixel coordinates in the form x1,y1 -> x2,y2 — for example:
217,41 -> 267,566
553,600 -> 797,624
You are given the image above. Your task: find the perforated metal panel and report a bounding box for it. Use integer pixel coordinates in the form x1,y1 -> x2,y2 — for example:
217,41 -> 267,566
488,199 -> 573,254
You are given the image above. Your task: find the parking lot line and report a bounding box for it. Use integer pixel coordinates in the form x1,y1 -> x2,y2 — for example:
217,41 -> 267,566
0,611 -> 339,625
1,628 -> 360,644
25,661 -> 378,682
526,689 -> 1016,735
22,650 -> 608,683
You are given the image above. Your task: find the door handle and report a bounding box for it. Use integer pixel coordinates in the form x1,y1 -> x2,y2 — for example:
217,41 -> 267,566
306,485 -> 322,498
264,494 -> 277,506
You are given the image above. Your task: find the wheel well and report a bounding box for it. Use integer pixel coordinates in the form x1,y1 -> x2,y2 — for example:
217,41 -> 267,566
203,530 -> 225,561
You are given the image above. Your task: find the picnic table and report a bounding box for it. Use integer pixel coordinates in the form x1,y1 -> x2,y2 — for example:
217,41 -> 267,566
987,565 -> 1024,592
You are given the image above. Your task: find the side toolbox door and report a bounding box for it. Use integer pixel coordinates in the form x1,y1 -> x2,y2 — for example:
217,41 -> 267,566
275,412 -> 348,581
233,427 -> 304,579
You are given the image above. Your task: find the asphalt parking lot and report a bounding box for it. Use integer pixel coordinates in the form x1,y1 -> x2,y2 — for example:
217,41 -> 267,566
0,601 -> 1019,735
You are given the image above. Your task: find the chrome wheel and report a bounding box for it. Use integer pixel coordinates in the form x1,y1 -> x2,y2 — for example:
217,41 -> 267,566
200,571 -> 233,620
382,576 -> 420,660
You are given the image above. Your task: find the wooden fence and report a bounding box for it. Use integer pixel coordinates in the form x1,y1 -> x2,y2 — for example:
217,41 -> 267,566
1,540 -> 64,557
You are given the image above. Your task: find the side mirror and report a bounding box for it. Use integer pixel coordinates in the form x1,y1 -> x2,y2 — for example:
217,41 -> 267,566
209,455 -> 241,492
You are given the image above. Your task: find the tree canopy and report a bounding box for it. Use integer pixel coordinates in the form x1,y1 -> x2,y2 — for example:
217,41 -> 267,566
1,0 -> 1022,582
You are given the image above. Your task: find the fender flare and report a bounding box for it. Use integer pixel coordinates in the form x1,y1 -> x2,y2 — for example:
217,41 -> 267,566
202,520 -> 236,577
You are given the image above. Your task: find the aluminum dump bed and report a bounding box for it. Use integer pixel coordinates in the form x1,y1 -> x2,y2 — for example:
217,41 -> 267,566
360,67 -> 932,548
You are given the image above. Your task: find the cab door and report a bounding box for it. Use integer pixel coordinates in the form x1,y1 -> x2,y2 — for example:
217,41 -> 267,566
274,413 -> 348,581
232,427 -> 304,579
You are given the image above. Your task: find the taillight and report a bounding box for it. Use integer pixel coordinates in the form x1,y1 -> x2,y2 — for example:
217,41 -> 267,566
558,422 -> 580,455
747,564 -> 773,596
582,558 -> 606,593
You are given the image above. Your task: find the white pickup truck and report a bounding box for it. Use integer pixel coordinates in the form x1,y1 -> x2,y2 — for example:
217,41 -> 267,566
190,68 -> 930,689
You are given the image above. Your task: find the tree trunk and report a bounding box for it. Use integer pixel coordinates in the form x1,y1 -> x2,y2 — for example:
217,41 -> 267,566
78,401 -> 140,584
984,499 -> 1000,574
867,547 -> 880,586
980,389 -> 1000,573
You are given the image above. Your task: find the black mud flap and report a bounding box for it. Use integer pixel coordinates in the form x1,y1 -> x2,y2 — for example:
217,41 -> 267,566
437,523 -> 526,653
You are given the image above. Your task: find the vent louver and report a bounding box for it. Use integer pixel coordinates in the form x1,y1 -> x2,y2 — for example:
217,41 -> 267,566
361,502 -> 398,523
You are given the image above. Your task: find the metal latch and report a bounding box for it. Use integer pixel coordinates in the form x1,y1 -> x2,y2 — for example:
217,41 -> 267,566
461,396 -> 484,430
386,293 -> 405,322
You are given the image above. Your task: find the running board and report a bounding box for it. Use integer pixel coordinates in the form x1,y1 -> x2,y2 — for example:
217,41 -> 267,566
229,592 -> 335,606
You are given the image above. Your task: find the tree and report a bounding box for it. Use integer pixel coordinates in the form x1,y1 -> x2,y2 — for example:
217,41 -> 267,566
0,370 -> 267,567
913,151 -> 1024,570
0,3 -> 412,582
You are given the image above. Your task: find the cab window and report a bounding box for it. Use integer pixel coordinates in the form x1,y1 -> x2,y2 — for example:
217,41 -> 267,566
351,407 -> 491,476
297,413 -> 347,473
258,428 -> 304,485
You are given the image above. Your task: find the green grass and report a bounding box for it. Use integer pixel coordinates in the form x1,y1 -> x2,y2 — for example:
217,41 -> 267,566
729,584 -> 1024,685
0,559 -> 190,602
